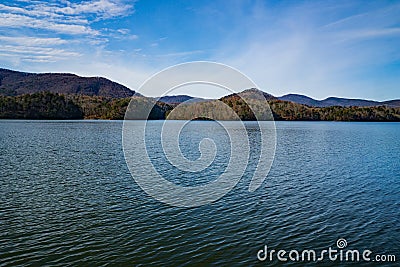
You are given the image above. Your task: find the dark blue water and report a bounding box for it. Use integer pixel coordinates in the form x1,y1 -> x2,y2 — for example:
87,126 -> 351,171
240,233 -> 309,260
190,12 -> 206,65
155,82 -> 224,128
0,120 -> 399,266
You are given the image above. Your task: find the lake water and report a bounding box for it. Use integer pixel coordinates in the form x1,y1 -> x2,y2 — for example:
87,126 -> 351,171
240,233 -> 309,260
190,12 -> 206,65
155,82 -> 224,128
0,120 -> 399,266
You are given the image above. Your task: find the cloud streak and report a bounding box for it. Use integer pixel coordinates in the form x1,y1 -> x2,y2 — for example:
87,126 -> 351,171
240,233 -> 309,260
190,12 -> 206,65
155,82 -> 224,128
0,0 -> 133,20
0,36 -> 67,46
0,13 -> 99,35
47,0 -> 134,19
0,1 -> 134,35
0,0 -> 134,65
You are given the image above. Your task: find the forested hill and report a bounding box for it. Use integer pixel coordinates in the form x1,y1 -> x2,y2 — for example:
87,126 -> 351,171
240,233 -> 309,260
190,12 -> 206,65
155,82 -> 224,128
0,92 -> 171,120
1,92 -> 399,121
0,68 -> 135,98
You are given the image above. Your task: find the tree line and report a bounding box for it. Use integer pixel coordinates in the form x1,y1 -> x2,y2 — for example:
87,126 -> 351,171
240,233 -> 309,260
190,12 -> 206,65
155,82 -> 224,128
0,92 -> 399,121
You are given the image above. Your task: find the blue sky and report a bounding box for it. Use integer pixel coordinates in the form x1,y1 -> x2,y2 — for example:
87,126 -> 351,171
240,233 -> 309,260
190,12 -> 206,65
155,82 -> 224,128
0,0 -> 399,100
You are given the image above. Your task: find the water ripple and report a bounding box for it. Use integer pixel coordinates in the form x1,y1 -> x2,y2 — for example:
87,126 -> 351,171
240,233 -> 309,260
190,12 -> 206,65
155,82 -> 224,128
0,121 -> 399,266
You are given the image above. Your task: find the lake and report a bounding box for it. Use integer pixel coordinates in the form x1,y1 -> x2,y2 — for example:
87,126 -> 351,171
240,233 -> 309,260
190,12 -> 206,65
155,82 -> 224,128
0,120 -> 399,266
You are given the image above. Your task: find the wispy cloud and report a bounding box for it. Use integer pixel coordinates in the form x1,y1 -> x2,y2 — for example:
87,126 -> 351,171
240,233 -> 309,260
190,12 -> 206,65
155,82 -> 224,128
0,1 -> 134,35
0,48 -> 80,63
0,44 -> 79,56
45,0 -> 134,19
0,0 -> 134,20
0,3 -> 89,25
0,36 -> 67,46
103,27 -> 139,40
0,13 -> 99,35
334,28 -> 400,42
0,0 -> 135,65
155,50 -> 204,58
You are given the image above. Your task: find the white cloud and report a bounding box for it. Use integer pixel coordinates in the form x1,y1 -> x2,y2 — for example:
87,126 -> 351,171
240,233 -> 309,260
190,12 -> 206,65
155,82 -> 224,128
0,3 -> 87,24
0,13 -> 99,35
0,36 -> 67,46
334,28 -> 400,42
0,42 -> 81,64
0,44 -> 80,57
0,1 -> 134,35
54,0 -> 134,18
0,1 -> 133,19
156,50 -> 204,58
103,27 -> 139,40
117,28 -> 129,34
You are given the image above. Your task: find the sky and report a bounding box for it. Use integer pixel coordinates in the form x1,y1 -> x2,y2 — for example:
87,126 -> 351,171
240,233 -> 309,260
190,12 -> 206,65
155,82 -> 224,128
0,0 -> 399,100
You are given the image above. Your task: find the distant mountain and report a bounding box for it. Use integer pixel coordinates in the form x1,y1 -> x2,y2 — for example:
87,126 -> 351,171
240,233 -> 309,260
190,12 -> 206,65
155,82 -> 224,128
159,90 -> 400,108
238,88 -> 276,100
319,97 -> 381,107
278,94 -> 400,107
222,88 -> 276,101
381,100 -> 400,108
164,89 -> 400,121
158,95 -> 207,104
278,94 -> 322,106
0,68 -> 135,98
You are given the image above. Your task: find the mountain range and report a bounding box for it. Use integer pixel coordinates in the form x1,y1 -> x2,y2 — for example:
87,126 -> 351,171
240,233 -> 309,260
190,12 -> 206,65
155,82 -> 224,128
278,94 -> 400,108
158,91 -> 400,108
0,68 -> 399,108
158,95 -> 207,104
